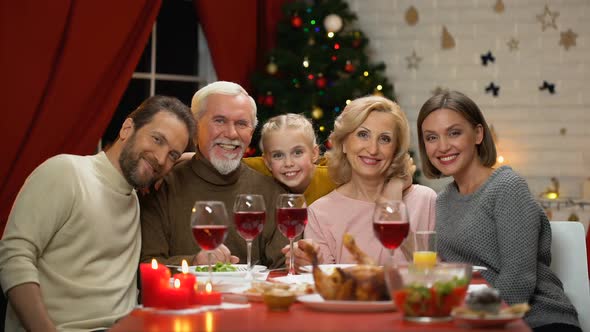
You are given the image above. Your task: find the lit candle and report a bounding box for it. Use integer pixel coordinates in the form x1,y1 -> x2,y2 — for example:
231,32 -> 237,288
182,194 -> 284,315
139,259 -> 171,307
174,260 -> 197,305
162,278 -> 191,310
194,282 -> 222,305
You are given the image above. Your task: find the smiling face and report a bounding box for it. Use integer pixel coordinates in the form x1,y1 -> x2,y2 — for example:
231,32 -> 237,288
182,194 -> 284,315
342,111 -> 396,181
196,93 -> 255,174
421,108 -> 483,178
119,111 -> 189,188
262,128 -> 319,193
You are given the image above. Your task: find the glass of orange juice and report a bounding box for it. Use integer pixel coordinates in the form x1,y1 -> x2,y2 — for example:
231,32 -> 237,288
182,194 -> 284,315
413,231 -> 437,268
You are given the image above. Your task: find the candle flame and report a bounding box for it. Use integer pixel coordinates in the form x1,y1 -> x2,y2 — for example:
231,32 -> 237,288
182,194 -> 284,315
206,282 -> 212,293
181,259 -> 189,274
151,259 -> 158,269
174,278 -> 181,289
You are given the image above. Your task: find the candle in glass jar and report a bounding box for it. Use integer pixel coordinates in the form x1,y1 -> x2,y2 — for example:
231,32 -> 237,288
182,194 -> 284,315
139,259 -> 170,307
174,260 -> 197,305
195,281 -> 222,305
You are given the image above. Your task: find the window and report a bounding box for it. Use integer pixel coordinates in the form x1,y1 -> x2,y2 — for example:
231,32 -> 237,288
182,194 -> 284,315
101,0 -> 216,148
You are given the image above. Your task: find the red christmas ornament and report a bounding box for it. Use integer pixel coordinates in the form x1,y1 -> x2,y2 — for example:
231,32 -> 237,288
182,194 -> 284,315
316,76 -> 327,89
352,38 -> 362,48
291,15 -> 303,28
344,61 -> 355,73
263,93 -> 275,107
243,146 -> 257,157
324,140 -> 333,150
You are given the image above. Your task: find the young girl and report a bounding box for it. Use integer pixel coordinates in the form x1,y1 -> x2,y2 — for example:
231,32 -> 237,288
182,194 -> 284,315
417,91 -> 580,332
245,113 -> 337,205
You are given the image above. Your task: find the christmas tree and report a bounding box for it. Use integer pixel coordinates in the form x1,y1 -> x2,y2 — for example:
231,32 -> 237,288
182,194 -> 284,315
250,0 -> 395,154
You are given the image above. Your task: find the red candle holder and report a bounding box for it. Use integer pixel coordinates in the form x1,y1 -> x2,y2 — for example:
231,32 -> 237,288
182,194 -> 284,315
161,278 -> 191,310
139,259 -> 170,308
175,260 -> 197,305
195,282 -> 222,305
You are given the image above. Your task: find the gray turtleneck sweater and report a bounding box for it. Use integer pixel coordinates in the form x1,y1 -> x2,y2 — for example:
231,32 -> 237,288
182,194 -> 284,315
140,149 -> 288,268
436,166 -> 579,329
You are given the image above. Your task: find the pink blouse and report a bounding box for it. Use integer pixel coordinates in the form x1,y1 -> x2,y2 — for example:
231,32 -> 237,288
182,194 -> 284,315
304,184 -> 437,266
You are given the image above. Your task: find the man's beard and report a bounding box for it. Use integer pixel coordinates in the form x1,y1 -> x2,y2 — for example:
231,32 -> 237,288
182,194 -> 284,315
209,139 -> 243,175
119,133 -> 161,188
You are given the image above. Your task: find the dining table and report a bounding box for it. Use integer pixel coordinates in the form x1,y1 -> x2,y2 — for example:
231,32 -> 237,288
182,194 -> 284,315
109,271 -> 532,332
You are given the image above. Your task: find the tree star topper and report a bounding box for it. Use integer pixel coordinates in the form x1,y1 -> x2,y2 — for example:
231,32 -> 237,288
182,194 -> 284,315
559,29 -> 577,50
406,50 -> 422,70
536,5 -> 559,31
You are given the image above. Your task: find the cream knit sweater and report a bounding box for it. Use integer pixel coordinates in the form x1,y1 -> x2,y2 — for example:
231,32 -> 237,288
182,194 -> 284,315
0,152 -> 140,331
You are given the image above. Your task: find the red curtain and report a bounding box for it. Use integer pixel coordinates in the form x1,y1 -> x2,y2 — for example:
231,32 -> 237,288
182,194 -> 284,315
193,0 -> 288,92
0,0 -> 161,233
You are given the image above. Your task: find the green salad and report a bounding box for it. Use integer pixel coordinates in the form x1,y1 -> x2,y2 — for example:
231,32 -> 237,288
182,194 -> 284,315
194,262 -> 238,272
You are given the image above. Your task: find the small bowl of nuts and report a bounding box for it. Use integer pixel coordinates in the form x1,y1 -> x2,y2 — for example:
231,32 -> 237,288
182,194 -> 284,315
263,288 -> 296,311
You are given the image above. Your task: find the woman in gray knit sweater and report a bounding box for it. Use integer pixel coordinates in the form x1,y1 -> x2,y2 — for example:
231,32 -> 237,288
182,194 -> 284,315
416,91 -> 580,332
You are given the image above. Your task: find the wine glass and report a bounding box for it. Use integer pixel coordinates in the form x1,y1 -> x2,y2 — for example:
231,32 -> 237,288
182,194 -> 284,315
233,194 -> 266,279
373,200 -> 410,263
276,193 -> 307,275
191,201 -> 229,283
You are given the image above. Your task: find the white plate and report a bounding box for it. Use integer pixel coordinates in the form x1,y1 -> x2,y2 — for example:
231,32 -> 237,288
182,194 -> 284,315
182,264 -> 266,277
452,311 -> 524,328
299,264 -> 357,274
297,294 -> 395,312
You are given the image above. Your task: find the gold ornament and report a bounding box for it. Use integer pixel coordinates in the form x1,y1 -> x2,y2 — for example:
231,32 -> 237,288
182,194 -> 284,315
494,0 -> 505,13
405,6 -> 418,26
441,26 -> 455,49
536,5 -> 559,32
559,29 -> 577,50
312,106 -> 324,119
266,62 -> 278,75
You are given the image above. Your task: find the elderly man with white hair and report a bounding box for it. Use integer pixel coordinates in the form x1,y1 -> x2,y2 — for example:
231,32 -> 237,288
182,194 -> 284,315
139,81 -> 288,268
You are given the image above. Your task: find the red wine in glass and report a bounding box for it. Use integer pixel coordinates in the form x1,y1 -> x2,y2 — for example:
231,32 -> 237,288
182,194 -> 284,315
233,194 -> 266,279
191,225 -> 229,250
276,208 -> 307,239
190,200 -> 229,282
234,211 -> 265,240
373,221 -> 409,250
276,194 -> 307,276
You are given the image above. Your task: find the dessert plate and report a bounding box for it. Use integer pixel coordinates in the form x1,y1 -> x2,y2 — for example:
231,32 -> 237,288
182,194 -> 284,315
297,294 -> 395,312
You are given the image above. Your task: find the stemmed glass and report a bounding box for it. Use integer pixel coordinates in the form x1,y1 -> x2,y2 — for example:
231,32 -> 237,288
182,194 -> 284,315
191,201 -> 229,283
373,200 -> 410,262
276,193 -> 308,275
233,194 -> 266,279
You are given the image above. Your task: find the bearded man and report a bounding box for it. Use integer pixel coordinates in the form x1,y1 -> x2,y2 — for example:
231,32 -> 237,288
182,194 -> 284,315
0,95 -> 194,331
139,81 -> 288,269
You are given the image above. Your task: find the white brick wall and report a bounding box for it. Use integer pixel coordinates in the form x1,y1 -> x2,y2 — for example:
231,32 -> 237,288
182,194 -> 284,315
346,0 -> 590,197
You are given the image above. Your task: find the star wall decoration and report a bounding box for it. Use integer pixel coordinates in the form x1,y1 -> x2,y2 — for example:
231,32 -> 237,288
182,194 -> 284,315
481,51 -> 495,66
507,38 -> 519,51
432,86 -> 449,95
539,80 -> 556,94
559,29 -> 578,50
536,5 -> 559,31
406,50 -> 422,70
485,82 -> 500,97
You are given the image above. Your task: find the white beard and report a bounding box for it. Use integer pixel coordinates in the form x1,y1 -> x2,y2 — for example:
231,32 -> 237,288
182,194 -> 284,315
210,156 -> 241,174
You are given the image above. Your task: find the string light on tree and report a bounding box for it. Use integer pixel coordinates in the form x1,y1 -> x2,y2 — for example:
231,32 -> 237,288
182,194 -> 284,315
315,74 -> 327,89
303,57 -> 310,68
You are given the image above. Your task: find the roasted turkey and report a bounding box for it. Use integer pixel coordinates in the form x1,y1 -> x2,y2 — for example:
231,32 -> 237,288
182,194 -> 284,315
303,233 -> 389,301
